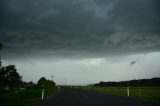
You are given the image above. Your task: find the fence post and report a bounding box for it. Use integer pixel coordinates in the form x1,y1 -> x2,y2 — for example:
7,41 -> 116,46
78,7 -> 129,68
115,88 -> 116,95
138,87 -> 141,98
127,87 -> 129,96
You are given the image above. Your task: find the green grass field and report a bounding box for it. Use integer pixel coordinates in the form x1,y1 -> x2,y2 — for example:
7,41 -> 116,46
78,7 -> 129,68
0,87 -> 59,106
79,86 -> 160,101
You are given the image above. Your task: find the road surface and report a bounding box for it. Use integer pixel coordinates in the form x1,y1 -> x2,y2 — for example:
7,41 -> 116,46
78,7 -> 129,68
35,87 -> 160,106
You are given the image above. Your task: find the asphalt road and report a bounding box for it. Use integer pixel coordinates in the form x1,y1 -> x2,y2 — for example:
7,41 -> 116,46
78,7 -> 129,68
35,87 -> 160,106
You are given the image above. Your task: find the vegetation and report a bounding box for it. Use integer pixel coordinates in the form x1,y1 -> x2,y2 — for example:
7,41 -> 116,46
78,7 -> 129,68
79,86 -> 160,101
79,78 -> 160,101
94,78 -> 160,87
0,86 -> 58,106
0,63 -> 58,106
0,75 -> 58,106
0,65 -> 22,92
37,77 -> 55,88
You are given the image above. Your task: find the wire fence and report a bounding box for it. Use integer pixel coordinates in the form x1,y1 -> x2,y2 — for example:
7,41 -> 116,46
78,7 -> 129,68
80,86 -> 160,101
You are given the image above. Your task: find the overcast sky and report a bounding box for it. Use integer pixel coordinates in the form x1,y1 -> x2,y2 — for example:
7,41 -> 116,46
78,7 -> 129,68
0,0 -> 160,85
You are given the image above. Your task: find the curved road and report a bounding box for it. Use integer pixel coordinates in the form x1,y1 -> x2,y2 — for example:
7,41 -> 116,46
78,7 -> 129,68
35,87 -> 160,106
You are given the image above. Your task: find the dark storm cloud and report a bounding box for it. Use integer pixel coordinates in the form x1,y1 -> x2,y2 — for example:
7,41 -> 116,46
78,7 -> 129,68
0,0 -> 160,59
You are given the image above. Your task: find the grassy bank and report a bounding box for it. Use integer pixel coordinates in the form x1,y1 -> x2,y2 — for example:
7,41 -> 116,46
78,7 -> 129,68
79,86 -> 160,101
0,87 -> 59,106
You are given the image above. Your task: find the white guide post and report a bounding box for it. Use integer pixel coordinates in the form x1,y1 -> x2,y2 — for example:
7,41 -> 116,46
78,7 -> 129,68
138,87 -> 141,98
127,87 -> 129,96
41,89 -> 44,100
115,88 -> 116,95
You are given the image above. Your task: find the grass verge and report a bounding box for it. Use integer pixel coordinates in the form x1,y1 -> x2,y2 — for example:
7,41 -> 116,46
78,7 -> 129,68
0,87 -> 59,106
79,86 -> 160,101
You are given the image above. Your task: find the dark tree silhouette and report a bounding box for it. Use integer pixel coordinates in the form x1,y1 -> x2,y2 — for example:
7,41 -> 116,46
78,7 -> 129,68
38,77 -> 47,87
38,77 -> 55,88
94,78 -> 160,87
0,65 -> 22,90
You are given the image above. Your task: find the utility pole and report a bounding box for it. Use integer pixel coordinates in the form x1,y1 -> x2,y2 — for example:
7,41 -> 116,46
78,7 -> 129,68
51,75 -> 54,82
65,79 -> 66,86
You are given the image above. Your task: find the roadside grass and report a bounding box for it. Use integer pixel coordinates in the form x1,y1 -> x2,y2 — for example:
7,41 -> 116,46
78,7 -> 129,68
0,87 -> 59,106
79,86 -> 160,101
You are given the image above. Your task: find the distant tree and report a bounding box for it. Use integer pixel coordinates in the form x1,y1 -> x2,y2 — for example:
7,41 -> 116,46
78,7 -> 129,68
37,77 -> 55,88
45,80 -> 56,87
94,78 -> 160,87
37,77 -> 47,87
28,81 -> 34,86
0,65 -> 22,89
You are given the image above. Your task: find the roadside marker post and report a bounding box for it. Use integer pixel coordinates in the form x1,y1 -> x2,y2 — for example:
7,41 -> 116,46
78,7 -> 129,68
41,89 -> 44,100
138,87 -> 141,98
127,87 -> 129,97
114,88 -> 117,95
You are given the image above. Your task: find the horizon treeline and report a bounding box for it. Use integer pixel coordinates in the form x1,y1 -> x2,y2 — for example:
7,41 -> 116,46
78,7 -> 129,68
94,77 -> 160,87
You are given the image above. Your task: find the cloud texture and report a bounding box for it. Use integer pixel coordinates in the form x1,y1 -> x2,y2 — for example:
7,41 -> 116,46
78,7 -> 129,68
0,0 -> 160,59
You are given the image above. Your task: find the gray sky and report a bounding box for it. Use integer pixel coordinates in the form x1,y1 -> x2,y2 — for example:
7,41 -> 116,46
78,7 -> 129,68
0,0 -> 160,85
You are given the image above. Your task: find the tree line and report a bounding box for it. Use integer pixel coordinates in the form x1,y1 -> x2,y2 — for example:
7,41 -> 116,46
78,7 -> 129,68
0,64 -> 56,92
94,78 -> 160,87
0,43 -> 56,93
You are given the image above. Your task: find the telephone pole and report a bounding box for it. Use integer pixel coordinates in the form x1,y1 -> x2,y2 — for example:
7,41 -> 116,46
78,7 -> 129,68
65,79 -> 66,86
51,75 -> 54,82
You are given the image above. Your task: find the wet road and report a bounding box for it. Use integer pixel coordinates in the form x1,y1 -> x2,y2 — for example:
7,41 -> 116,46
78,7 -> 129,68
35,87 -> 160,106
